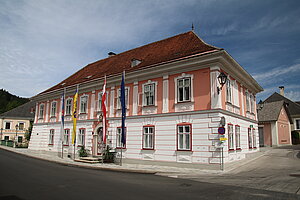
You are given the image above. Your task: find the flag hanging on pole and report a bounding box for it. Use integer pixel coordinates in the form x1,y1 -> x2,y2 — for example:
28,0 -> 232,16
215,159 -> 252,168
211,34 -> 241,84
60,88 -> 65,142
102,75 -> 107,144
120,71 -> 126,146
72,86 -> 78,145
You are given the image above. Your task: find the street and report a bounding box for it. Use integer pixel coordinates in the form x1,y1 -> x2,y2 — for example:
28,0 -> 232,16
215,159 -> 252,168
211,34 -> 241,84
0,148 -> 299,200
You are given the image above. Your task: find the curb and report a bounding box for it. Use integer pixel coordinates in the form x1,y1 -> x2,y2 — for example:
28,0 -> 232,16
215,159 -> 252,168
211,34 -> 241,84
0,146 -> 157,175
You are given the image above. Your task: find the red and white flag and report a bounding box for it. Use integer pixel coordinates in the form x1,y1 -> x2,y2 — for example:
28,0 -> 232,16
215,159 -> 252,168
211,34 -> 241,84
102,76 -> 107,143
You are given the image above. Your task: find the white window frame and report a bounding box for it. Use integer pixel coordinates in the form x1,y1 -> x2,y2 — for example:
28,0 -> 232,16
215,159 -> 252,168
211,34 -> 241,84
80,95 -> 88,114
4,121 -> 11,130
143,126 -> 154,149
177,124 -> 191,151
117,87 -> 129,109
142,82 -> 156,106
248,128 -> 253,148
116,127 -> 126,148
63,129 -> 70,145
78,128 -> 85,146
39,104 -> 45,119
235,125 -> 241,149
252,128 -> 256,148
18,122 -> 25,130
50,101 -> 57,117
295,119 -> 300,130
250,94 -> 254,113
49,129 -> 54,145
228,124 -> 234,150
65,98 -> 72,115
226,79 -> 232,103
174,73 -> 194,104
245,91 -> 250,112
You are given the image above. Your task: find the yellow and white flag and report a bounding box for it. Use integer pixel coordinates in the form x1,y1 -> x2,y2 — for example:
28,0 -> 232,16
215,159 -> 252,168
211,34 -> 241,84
72,86 -> 78,145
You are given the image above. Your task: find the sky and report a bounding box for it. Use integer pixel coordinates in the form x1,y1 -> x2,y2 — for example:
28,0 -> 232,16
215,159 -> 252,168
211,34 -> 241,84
0,0 -> 300,102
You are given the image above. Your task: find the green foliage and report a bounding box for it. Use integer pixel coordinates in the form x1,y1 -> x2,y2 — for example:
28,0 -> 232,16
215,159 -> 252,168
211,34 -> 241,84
103,145 -> 115,162
0,89 -> 29,114
78,146 -> 88,157
25,121 -> 33,141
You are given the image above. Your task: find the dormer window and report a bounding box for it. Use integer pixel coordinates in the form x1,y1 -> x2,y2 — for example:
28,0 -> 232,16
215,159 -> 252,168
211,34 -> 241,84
131,59 -> 141,67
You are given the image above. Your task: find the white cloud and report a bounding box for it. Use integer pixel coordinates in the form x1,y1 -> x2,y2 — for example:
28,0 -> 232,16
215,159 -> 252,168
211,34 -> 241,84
253,64 -> 300,82
285,91 -> 300,101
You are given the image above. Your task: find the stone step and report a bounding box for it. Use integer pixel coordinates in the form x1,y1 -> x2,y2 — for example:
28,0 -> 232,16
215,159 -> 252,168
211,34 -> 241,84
74,159 -> 100,164
80,156 -> 103,161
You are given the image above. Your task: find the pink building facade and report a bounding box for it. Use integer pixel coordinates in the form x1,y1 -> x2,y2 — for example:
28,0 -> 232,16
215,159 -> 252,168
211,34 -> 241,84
29,31 -> 263,166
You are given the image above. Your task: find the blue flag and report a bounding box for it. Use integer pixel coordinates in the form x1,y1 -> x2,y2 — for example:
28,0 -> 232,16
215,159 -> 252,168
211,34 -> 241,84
120,71 -> 126,145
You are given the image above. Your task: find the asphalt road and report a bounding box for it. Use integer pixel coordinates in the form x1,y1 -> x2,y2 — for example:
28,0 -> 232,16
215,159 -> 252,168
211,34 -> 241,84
0,149 -> 299,200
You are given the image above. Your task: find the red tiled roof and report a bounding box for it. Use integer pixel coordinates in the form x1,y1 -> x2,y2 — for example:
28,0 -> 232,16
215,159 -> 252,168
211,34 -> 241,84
41,31 -> 220,94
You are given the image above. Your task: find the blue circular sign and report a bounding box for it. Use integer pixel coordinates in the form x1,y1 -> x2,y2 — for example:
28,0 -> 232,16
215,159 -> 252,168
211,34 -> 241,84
218,127 -> 225,135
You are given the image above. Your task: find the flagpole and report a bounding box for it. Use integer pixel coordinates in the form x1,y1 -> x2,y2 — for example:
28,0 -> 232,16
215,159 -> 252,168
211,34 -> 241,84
60,87 -> 66,159
72,84 -> 79,160
120,70 -> 126,166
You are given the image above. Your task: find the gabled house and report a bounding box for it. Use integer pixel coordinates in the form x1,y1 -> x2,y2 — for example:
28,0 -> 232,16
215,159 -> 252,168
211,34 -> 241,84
257,101 -> 292,146
259,87 -> 300,145
29,31 -> 263,166
0,101 -> 35,143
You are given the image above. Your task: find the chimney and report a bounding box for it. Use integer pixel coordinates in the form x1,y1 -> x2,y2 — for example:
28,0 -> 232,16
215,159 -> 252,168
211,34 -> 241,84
108,52 -> 116,57
279,86 -> 285,96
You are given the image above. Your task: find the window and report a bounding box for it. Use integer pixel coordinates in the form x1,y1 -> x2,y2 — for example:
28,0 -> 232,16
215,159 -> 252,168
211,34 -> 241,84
18,122 -> 24,130
228,124 -> 234,150
117,88 -> 128,109
250,94 -> 254,113
296,119 -> 300,130
98,92 -> 103,111
248,128 -> 253,148
63,129 -> 70,145
4,136 -> 9,141
245,92 -> 250,112
66,99 -> 72,115
235,125 -> 241,149
177,78 -> 191,102
143,126 -> 154,149
144,83 -> 155,106
226,79 -> 232,103
50,102 -> 57,117
5,122 -> 11,130
39,104 -> 44,118
18,136 -> 23,143
116,127 -> 126,148
252,129 -> 256,148
78,129 -> 85,146
80,96 -> 88,113
49,129 -> 54,145
177,124 -> 191,151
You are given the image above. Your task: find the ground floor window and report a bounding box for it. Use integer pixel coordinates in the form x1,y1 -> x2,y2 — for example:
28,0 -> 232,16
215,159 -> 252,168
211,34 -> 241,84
177,124 -> 191,151
116,127 -> 126,148
18,136 -> 23,143
78,129 -> 85,146
49,129 -> 54,145
235,125 -> 241,149
252,128 -> 256,148
4,136 -> 9,141
228,124 -> 234,150
64,129 -> 70,146
143,126 -> 154,149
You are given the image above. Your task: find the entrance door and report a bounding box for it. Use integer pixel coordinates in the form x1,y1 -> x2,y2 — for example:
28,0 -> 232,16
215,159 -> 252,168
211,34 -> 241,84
258,127 -> 264,147
92,127 -> 105,156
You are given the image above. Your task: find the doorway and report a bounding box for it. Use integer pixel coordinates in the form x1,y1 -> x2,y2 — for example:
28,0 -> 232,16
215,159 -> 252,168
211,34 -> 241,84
92,127 -> 105,156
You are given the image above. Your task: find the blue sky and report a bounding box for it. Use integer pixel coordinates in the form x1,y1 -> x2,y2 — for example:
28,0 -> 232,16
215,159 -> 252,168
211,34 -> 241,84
0,0 -> 300,102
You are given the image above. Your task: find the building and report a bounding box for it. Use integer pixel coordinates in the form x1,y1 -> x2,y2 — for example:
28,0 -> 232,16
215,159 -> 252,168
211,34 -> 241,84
257,101 -> 292,146
29,31 -> 263,166
258,87 -> 300,145
0,101 -> 35,143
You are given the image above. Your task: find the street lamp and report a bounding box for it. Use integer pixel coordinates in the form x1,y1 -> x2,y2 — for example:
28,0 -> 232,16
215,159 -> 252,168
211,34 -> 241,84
15,124 -> 19,147
217,72 -> 228,94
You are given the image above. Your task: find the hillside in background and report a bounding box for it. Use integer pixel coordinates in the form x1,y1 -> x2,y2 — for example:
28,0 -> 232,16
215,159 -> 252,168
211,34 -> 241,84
0,89 -> 29,114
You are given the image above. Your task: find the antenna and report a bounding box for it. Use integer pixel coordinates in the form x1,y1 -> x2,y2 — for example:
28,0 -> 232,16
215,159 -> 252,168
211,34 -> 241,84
191,23 -> 194,31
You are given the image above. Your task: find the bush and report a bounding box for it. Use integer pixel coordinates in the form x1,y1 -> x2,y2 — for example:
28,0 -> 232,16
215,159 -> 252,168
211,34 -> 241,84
78,146 -> 88,157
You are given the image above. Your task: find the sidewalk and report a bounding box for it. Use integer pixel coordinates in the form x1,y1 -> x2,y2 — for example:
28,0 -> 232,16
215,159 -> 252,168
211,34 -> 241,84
0,145 -> 269,176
